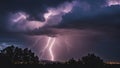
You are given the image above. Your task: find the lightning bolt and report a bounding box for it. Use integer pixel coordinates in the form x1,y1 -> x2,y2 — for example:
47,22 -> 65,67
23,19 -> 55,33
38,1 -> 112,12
40,37 -> 56,61
42,37 -> 51,52
13,12 -> 27,22
49,37 -> 56,61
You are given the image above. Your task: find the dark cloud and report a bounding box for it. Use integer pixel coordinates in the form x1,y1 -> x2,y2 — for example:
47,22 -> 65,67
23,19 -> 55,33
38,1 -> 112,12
0,0 -> 120,32
0,0 -> 74,33
6,1 -> 120,39
26,28 -> 59,37
1,0 -> 120,39
0,0 -> 73,21
78,0 -> 107,9
59,5 -> 120,29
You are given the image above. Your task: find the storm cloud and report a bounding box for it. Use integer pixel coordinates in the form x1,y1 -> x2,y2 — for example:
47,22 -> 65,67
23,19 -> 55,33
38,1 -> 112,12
0,0 -> 120,61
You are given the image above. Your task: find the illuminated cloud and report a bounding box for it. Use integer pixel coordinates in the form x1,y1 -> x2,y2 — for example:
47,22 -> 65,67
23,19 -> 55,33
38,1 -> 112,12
44,2 -> 75,26
8,1 -> 75,32
107,0 -> 120,6
9,12 -> 45,31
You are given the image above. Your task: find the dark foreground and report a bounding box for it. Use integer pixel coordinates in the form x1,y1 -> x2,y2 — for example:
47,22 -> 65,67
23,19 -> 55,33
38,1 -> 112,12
1,46 -> 120,68
2,64 -> 120,68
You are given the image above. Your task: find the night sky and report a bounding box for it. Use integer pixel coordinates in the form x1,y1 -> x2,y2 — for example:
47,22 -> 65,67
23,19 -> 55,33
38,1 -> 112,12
0,0 -> 120,62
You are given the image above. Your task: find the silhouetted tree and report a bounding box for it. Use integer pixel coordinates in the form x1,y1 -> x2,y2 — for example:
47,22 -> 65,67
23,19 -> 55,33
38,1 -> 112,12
0,45 -> 39,64
0,52 -> 11,64
66,58 -> 77,64
77,59 -> 83,64
81,53 -> 104,65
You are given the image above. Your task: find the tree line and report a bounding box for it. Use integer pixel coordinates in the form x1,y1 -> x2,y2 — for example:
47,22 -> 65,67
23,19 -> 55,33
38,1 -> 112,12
0,45 -> 116,68
0,45 -> 39,64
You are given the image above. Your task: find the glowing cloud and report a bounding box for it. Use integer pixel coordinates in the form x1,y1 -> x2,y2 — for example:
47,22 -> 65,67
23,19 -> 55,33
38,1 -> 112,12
8,1 -> 75,32
107,0 -> 120,6
12,12 -> 28,22
43,2 -> 75,26
9,12 -> 44,31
